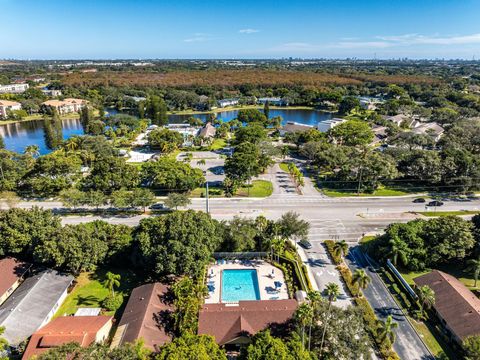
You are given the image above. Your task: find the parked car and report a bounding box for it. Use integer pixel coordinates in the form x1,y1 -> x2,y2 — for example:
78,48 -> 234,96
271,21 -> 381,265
412,198 -> 426,203
299,239 -> 312,249
427,200 -> 444,207
150,203 -> 166,210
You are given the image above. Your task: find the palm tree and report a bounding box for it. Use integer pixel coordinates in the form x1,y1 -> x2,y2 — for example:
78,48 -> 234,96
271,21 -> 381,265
388,238 -> 409,266
417,285 -> 435,315
196,159 -> 206,166
467,257 -> 480,288
295,303 -> 313,349
307,290 -> 322,351
376,315 -> 398,345
64,137 -> 80,152
24,145 -> 40,157
271,237 -> 285,262
320,282 -> 340,354
103,272 -> 121,297
352,269 -> 371,292
333,240 -> 349,259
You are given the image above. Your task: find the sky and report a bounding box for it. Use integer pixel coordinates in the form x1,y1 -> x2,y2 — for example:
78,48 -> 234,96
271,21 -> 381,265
1,0 -> 480,59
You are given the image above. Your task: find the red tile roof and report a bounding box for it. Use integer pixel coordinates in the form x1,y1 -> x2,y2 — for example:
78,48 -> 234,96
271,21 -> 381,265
198,299 -> 298,345
414,270 -> 480,341
0,257 -> 31,299
116,283 -> 173,351
22,316 -> 112,359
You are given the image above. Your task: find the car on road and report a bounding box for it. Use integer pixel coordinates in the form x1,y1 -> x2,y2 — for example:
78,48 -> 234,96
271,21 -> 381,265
427,200 -> 444,207
412,198 -> 426,203
299,239 -> 312,249
150,203 -> 166,210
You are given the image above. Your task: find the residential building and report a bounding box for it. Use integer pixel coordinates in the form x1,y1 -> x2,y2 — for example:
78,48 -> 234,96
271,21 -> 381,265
371,125 -> 388,145
411,122 -> 445,141
42,98 -> 87,114
0,83 -> 29,94
41,89 -> 62,97
317,118 -> 346,132
111,283 -> 173,351
165,124 -> 199,146
22,316 -> 113,359
198,299 -> 297,346
0,100 -> 22,119
383,114 -> 411,127
414,270 -> 480,345
279,122 -> 314,136
198,122 -> 216,139
358,96 -> 383,110
0,269 -> 74,346
217,98 -> 239,108
0,257 -> 31,305
257,97 -> 289,106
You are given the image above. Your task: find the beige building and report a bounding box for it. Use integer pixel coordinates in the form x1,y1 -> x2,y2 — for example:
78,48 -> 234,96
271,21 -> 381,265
42,98 -> 87,114
0,100 -> 22,119
0,83 -> 29,94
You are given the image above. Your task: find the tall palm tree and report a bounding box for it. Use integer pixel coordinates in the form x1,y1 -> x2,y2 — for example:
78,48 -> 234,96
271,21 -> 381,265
295,303 -> 313,349
417,285 -> 435,315
467,257 -> 480,288
320,282 -> 340,354
271,237 -> 285,262
388,238 -> 409,266
352,269 -> 371,293
333,240 -> 349,259
307,290 -> 322,351
376,315 -> 398,345
103,272 -> 121,297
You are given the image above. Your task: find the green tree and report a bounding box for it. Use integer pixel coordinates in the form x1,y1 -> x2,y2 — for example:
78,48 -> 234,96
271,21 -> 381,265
132,211 -> 221,277
131,188 -> 156,213
338,96 -> 360,115
417,285 -> 435,315
352,269 -> 371,292
224,142 -> 262,186
0,326 -> 8,358
220,217 -> 258,252
156,334 -> 226,360
171,277 -> 206,335
146,95 -> 168,126
110,189 -> 132,209
277,211 -> 310,244
147,128 -> 184,152
59,188 -> 85,209
333,240 -> 349,259
83,156 -> 139,193
263,100 -> 270,119
103,271 -> 121,296
296,303 -> 313,349
467,258 -> 480,287
376,315 -> 398,346
328,120 -> 374,146
320,282 -> 340,355
84,190 -> 107,211
237,109 -> 268,126
233,123 -> 267,144
165,192 -> 191,210
463,335 -> 480,360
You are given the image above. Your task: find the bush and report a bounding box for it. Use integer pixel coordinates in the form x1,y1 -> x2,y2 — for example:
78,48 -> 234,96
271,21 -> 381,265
102,293 -> 123,311
324,240 -> 342,265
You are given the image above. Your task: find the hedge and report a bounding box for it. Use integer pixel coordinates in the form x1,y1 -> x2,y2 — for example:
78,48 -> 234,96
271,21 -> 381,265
324,240 -> 342,265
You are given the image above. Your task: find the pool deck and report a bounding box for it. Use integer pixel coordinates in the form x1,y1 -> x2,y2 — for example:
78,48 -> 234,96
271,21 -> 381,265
205,260 -> 289,304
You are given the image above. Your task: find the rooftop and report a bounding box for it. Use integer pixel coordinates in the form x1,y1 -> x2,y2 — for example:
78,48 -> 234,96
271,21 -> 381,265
114,283 -> 173,351
198,299 -> 297,345
281,122 -> 314,133
0,100 -> 21,106
0,257 -> 31,300
414,270 -> 480,341
0,269 -> 74,345
22,316 -> 112,359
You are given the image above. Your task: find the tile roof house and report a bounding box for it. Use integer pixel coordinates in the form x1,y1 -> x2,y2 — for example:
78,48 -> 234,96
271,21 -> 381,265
0,269 -> 74,346
42,98 -> 87,114
411,122 -> 445,141
0,100 -> 22,119
111,283 -> 174,351
22,316 -> 113,359
0,257 -> 32,305
198,299 -> 298,346
414,270 -> 480,344
198,122 -> 216,139
279,122 -> 314,136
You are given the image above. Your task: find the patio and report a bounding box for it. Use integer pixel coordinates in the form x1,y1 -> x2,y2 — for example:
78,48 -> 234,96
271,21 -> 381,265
205,260 -> 289,304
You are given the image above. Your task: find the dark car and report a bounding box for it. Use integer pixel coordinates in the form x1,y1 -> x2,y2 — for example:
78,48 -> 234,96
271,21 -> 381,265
150,203 -> 166,210
413,198 -> 426,203
427,200 -> 444,207
299,240 -> 312,249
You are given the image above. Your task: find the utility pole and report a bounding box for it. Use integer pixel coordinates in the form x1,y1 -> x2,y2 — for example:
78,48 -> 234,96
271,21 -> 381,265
357,166 -> 364,196
203,170 -> 209,213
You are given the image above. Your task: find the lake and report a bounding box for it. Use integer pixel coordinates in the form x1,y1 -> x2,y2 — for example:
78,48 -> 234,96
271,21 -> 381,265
0,109 -> 333,154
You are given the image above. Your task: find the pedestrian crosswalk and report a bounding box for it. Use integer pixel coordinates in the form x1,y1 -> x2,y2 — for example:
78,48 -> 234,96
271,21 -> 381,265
305,219 -> 370,243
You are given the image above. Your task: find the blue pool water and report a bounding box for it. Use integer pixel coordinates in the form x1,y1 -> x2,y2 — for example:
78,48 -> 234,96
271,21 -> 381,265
221,269 -> 261,302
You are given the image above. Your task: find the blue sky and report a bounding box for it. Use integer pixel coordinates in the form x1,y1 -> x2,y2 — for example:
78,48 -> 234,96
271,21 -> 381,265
1,0 -> 479,59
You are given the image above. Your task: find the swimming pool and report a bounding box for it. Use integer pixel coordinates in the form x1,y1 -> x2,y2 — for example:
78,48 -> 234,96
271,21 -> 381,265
221,269 -> 261,302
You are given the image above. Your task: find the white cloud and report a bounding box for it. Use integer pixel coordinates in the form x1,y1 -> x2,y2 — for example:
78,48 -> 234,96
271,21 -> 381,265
239,28 -> 260,34
183,33 -> 212,43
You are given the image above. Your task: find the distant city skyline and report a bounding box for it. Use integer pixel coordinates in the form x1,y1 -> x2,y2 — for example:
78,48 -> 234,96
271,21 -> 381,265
1,0 -> 479,59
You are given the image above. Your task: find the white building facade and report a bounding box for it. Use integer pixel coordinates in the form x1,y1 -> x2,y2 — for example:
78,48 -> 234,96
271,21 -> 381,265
0,83 -> 29,94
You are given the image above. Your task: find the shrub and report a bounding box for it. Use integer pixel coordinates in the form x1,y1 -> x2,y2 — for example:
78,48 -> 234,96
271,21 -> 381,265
102,293 -> 123,311
324,240 -> 342,265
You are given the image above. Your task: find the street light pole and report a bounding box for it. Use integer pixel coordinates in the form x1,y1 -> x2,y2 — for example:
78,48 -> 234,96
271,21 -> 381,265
203,170 -> 209,213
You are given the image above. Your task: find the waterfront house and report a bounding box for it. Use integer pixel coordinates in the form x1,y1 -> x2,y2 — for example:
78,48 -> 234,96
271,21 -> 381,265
414,270 -> 480,346
217,98 -> 239,108
42,98 -> 87,114
0,257 -> 31,305
22,316 -> 113,359
257,97 -> 289,106
0,269 -> 74,346
111,283 -> 173,351
0,100 -> 22,119
317,118 -> 346,132
199,122 -> 216,139
279,122 -> 314,136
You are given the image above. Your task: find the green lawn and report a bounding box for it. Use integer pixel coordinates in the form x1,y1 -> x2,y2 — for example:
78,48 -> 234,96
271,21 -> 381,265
417,210 -> 480,217
55,267 -> 141,318
409,317 -> 456,359
190,180 -> 273,198
322,186 -> 410,197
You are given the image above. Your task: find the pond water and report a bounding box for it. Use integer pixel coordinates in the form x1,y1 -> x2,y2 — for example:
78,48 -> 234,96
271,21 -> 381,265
0,109 -> 333,154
